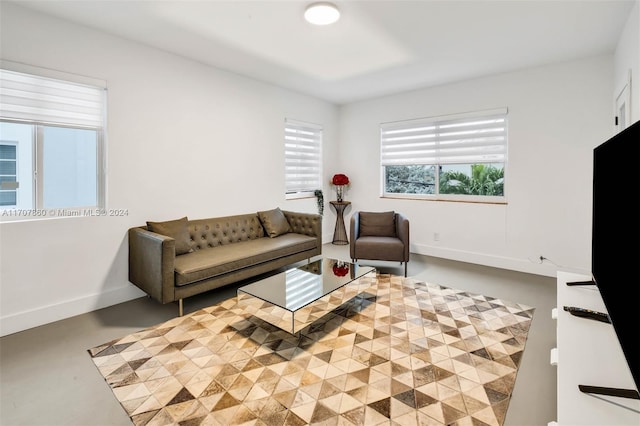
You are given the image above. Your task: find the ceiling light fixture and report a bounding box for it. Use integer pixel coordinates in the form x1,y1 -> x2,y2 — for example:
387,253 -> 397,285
304,2 -> 340,25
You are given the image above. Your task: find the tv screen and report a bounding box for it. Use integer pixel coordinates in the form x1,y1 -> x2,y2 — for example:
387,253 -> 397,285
592,119 -> 640,394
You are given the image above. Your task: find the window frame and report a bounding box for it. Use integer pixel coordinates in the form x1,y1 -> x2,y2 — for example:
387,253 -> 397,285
0,119 -> 106,216
380,108 -> 508,203
35,122 -> 106,210
284,118 -> 323,200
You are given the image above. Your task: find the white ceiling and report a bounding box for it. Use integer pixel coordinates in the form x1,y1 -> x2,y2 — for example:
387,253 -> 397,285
10,0 -> 636,105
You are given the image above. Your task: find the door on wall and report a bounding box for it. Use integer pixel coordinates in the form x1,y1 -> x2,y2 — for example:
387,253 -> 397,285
615,70 -> 631,133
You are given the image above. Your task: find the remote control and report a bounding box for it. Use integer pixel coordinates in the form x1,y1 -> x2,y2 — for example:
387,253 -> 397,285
563,306 -> 611,323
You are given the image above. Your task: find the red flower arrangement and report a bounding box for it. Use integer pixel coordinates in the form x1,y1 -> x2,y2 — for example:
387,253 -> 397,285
332,174 -> 350,186
332,174 -> 350,201
332,261 -> 349,277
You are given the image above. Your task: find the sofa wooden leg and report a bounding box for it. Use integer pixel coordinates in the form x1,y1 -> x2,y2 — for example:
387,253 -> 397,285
179,299 -> 183,317
404,262 -> 408,277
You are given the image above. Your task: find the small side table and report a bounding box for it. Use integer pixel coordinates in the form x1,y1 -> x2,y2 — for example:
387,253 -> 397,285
330,201 -> 351,245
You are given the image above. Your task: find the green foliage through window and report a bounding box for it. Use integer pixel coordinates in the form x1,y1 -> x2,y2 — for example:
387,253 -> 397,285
440,164 -> 504,196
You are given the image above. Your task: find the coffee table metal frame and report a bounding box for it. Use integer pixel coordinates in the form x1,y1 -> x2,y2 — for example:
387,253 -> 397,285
237,257 -> 375,335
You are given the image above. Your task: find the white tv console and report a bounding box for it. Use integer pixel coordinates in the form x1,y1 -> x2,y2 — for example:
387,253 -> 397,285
550,271 -> 640,425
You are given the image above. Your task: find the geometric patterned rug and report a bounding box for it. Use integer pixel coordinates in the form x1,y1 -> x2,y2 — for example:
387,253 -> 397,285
88,274 -> 534,426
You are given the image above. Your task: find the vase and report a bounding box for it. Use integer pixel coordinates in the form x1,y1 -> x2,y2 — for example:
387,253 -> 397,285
332,261 -> 349,277
336,185 -> 344,202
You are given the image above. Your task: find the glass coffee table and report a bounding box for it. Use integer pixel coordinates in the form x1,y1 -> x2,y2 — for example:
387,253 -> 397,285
237,257 -> 376,335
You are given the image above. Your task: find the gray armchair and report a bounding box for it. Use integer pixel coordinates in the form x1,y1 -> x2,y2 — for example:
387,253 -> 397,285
350,211 -> 410,277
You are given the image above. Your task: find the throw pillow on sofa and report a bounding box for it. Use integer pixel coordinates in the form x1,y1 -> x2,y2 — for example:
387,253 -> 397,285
147,216 -> 193,255
258,207 -> 292,238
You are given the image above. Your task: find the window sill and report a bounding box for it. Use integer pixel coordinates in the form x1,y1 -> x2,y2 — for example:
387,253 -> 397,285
380,195 -> 507,205
286,193 -> 315,201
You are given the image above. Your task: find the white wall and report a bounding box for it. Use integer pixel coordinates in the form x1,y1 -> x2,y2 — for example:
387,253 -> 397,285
338,56 -> 613,277
614,0 -> 640,124
0,3 -> 338,336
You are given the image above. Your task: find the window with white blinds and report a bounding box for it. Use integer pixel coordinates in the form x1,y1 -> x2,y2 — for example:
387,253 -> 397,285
0,63 -> 106,217
284,119 -> 322,197
380,108 -> 507,167
380,108 -> 508,201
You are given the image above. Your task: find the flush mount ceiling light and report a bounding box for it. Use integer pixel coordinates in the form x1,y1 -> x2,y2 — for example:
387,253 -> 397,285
304,2 -> 340,25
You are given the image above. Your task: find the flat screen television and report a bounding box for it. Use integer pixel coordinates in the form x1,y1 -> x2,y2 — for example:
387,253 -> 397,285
591,118 -> 640,398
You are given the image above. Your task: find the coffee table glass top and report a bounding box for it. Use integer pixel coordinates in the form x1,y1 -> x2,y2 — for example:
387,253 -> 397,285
238,258 -> 376,333
237,257 -> 375,316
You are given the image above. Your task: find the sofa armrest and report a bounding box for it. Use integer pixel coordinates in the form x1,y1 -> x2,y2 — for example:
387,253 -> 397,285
350,212 -> 361,259
283,211 -> 322,248
395,213 -> 410,262
128,227 -> 176,304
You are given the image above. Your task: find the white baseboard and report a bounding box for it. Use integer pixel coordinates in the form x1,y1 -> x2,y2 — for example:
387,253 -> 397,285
0,285 -> 145,337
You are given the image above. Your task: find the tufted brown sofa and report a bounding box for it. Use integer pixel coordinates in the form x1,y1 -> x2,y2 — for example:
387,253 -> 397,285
128,210 -> 322,315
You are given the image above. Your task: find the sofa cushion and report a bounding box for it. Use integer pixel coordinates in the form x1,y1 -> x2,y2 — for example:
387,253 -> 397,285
359,211 -> 396,237
173,233 -> 317,286
353,235 -> 405,261
147,217 -> 193,255
257,207 -> 292,238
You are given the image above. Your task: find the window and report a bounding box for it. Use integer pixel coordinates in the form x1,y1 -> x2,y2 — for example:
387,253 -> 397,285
0,64 -> 106,217
284,118 -> 322,199
380,108 -> 508,202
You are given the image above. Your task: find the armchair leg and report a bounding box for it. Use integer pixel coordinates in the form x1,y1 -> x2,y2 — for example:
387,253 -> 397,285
404,262 -> 408,277
179,299 -> 183,317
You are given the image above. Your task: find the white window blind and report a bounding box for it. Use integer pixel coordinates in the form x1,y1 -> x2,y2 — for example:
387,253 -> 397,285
284,119 -> 322,194
381,108 -> 508,166
0,68 -> 105,128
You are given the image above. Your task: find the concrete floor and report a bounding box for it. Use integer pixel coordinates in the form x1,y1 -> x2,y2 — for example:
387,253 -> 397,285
0,243 -> 557,425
